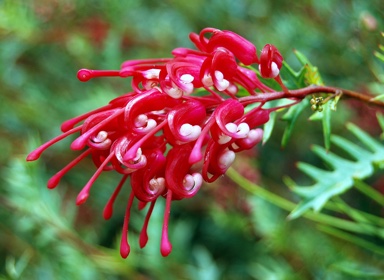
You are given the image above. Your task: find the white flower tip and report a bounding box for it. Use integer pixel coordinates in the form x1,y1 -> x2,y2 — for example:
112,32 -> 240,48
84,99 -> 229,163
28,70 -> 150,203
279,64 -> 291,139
226,84 -> 238,95
270,62 -> 280,78
90,131 -> 111,149
218,123 -> 235,144
218,150 -> 235,169
134,114 -> 157,132
214,70 -> 229,91
180,74 -> 194,83
259,62 -> 279,78
225,122 -> 237,133
218,135 -> 232,144
183,173 -> 203,190
183,83 -> 194,94
143,68 -> 161,79
179,123 -> 202,141
224,122 -> 250,138
95,131 -> 108,142
179,123 -> 193,135
149,177 -> 165,193
145,119 -> 157,130
214,70 -> 224,80
134,114 -> 148,127
166,87 -> 184,99
248,128 -> 263,142
236,123 -> 250,138
202,74 -> 213,87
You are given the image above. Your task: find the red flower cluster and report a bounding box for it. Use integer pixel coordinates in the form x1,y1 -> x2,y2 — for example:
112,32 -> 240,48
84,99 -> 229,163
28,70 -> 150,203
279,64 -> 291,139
27,27 -> 286,257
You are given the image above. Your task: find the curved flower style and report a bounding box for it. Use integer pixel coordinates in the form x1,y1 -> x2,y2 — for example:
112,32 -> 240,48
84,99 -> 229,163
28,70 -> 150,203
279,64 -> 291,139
259,44 -> 288,92
27,27 -> 287,257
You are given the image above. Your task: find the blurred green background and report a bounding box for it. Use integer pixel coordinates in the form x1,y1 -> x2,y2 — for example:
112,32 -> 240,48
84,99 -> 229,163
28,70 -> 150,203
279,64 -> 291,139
1,0 -> 384,279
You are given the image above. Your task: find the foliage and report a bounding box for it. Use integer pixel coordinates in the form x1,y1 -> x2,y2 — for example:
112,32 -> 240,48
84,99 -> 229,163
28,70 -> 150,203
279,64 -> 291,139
286,122 -> 384,219
1,0 -> 384,279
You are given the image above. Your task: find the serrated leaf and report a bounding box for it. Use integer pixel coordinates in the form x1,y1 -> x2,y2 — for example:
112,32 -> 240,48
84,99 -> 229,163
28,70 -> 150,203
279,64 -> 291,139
281,99 -> 309,147
304,64 -> 323,86
294,50 -> 335,150
287,123 -> 384,219
279,61 -> 308,89
292,49 -> 313,66
279,50 -> 331,148
293,49 -> 324,86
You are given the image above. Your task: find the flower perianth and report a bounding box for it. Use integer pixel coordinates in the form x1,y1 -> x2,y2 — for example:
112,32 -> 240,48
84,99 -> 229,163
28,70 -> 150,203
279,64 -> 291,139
202,141 -> 236,182
164,99 -> 206,145
131,149 -> 166,202
210,99 -> 248,144
201,28 -> 259,65
165,144 -> 203,199
259,44 -> 288,92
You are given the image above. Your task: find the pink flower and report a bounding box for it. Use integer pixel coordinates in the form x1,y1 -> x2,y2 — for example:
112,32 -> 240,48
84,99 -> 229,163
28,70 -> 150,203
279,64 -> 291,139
259,44 -> 288,92
27,27 -> 285,257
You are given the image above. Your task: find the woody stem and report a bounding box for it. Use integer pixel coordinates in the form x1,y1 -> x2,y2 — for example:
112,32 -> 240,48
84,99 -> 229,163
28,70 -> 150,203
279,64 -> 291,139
239,85 -> 384,108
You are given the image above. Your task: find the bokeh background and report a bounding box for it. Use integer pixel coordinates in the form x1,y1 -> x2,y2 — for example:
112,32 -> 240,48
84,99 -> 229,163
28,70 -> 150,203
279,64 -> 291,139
1,0 -> 384,279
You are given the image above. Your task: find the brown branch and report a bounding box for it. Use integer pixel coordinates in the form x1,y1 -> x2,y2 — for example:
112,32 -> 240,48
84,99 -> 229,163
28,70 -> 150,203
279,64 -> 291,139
239,85 -> 384,108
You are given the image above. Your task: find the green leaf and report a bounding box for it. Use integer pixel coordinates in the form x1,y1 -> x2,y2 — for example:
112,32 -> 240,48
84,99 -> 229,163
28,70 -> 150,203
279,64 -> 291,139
377,113 -> 384,140
292,49 -> 313,66
279,61 -> 308,89
287,123 -> 384,219
280,99 -> 309,147
294,50 -> 335,150
5,250 -> 32,279
241,65 -> 282,92
293,49 -> 324,86
261,99 -> 293,145
308,101 -> 332,150
248,62 -> 308,91
262,110 -> 276,145
278,50 -> 332,148
318,225 -> 384,257
374,33 -> 384,62
322,101 -> 332,150
369,94 -> 384,101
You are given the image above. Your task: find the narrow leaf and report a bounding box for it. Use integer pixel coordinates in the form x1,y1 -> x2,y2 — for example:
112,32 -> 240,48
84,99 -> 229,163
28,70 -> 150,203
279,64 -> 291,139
263,110 -> 276,145
322,101 -> 331,150
261,99 -> 292,145
369,93 -> 384,101
318,225 -> 384,256
281,98 -> 309,148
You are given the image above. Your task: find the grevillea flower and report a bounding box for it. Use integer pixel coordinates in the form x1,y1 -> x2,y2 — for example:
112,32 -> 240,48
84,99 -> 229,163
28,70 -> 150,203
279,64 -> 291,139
259,44 -> 288,92
27,27 -> 287,257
